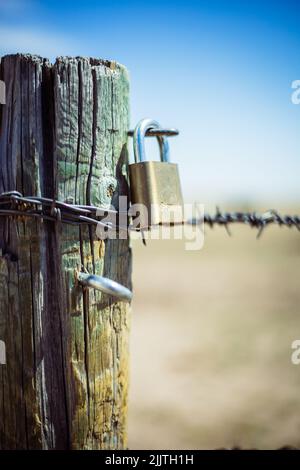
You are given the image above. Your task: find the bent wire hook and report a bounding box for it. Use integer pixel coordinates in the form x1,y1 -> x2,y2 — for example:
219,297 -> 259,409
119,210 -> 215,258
77,272 -> 132,302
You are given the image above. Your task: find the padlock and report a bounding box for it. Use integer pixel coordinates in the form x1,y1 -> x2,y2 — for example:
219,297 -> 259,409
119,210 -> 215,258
129,118 -> 183,229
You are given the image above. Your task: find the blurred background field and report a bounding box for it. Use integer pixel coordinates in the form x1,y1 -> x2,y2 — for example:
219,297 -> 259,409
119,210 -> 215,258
128,215 -> 300,449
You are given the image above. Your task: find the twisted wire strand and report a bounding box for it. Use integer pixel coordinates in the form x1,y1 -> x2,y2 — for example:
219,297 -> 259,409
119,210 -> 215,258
188,208 -> 300,238
0,192 -> 299,237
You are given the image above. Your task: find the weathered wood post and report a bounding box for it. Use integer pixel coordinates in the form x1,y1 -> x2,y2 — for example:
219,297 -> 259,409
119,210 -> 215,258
0,54 -> 131,450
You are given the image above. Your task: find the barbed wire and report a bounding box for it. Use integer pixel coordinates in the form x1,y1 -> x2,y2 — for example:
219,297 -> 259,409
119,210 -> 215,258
0,190 -> 119,229
0,191 -> 299,238
189,208 -> 300,238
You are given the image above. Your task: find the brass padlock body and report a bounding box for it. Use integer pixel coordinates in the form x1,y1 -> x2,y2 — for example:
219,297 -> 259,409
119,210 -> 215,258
129,160 -> 183,227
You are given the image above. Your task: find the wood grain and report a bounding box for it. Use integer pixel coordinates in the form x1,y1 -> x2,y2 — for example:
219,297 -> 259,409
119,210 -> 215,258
0,54 -> 131,449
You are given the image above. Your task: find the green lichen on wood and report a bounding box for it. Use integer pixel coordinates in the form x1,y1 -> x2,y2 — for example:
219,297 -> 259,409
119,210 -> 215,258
0,54 -> 131,450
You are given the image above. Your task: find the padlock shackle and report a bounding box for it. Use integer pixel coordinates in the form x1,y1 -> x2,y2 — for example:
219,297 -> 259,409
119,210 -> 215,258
133,118 -> 170,163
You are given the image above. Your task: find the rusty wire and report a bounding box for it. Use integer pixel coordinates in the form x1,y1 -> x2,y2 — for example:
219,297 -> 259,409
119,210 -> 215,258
0,191 -> 120,229
0,191 -> 299,238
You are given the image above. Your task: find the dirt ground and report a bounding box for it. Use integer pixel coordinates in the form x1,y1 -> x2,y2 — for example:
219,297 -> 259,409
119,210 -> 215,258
127,221 -> 300,449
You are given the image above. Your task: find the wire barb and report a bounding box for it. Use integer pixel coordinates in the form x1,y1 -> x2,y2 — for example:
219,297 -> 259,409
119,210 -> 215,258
188,209 -> 300,237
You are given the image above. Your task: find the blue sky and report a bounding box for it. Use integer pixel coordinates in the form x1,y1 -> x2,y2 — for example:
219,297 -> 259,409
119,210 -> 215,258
0,0 -> 299,206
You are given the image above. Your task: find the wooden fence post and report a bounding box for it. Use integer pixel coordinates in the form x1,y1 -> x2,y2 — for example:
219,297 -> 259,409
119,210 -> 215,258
0,54 -> 132,450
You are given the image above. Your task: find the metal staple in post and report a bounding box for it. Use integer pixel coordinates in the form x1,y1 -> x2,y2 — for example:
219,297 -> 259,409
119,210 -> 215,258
77,272 -> 132,302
